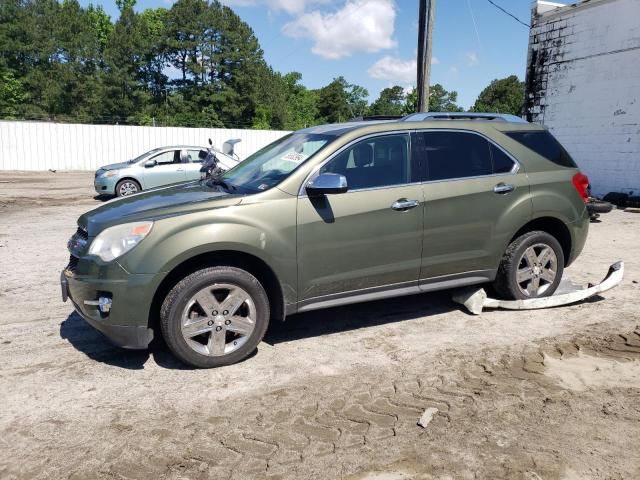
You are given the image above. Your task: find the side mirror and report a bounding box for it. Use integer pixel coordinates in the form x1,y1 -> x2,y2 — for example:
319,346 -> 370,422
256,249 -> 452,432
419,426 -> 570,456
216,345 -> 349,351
306,173 -> 348,197
144,160 -> 156,168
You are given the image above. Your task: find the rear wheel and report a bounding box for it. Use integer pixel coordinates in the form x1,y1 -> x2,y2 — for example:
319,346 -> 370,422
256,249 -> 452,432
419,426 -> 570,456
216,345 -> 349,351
493,231 -> 564,300
115,179 -> 141,197
160,266 -> 270,368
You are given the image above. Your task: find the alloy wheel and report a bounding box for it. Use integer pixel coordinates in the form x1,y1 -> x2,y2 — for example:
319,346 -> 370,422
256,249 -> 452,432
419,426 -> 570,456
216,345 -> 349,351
180,283 -> 257,357
516,243 -> 558,297
118,181 -> 139,196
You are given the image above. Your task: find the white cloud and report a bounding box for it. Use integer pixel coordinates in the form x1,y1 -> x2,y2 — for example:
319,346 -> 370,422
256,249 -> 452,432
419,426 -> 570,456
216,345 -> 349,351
221,0 -> 331,14
368,56 -> 415,83
466,51 -> 479,66
282,0 -> 397,59
368,55 -> 439,83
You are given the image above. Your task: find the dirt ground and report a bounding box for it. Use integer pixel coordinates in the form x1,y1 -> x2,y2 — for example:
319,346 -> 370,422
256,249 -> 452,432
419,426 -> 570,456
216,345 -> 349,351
1,171 -> 639,480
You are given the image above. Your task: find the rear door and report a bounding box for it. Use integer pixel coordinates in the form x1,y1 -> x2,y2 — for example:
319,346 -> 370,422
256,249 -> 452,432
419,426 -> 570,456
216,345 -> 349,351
297,133 -> 425,303
183,149 -> 207,181
413,130 -> 532,282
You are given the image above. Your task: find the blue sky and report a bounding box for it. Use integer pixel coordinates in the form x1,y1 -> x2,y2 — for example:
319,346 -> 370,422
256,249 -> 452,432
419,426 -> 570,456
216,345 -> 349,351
82,0 -> 536,109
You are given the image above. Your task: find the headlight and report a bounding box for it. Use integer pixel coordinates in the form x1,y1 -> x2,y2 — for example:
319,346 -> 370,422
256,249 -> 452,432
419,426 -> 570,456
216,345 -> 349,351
103,170 -> 119,177
88,221 -> 153,262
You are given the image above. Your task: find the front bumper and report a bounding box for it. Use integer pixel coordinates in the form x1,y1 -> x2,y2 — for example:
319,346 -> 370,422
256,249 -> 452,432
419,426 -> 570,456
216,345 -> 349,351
94,175 -> 118,195
60,266 -> 158,349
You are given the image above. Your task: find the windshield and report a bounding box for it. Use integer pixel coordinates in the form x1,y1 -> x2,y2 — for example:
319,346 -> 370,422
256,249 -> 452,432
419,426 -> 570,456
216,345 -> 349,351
217,133 -> 334,192
132,148 -> 163,163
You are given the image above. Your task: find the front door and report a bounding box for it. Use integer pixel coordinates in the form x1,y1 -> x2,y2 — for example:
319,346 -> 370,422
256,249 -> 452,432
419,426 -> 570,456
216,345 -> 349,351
143,150 -> 186,188
297,133 -> 424,304
411,130 -> 532,281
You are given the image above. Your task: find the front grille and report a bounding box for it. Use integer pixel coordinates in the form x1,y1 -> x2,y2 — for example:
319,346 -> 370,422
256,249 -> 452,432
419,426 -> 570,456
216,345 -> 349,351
66,255 -> 79,273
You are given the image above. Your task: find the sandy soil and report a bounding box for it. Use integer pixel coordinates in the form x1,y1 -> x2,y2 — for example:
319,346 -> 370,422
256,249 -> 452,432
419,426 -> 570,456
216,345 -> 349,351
0,171 -> 639,480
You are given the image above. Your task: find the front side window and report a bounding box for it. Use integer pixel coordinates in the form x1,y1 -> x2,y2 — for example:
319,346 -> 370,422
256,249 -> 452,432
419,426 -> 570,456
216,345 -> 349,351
219,133 -> 334,193
151,150 -> 179,165
320,134 -> 414,190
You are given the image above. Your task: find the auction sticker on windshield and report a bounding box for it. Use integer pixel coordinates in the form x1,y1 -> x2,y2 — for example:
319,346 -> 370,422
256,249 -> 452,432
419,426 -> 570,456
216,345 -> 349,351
281,152 -> 307,163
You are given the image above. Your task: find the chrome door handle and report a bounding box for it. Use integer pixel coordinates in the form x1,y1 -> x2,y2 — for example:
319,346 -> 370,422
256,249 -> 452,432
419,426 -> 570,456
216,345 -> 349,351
391,199 -> 420,211
493,183 -> 515,194
176,168 -> 185,172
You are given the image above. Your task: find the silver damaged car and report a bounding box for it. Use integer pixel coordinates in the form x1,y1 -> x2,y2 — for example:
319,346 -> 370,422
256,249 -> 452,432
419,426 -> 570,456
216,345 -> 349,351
94,145 -> 240,197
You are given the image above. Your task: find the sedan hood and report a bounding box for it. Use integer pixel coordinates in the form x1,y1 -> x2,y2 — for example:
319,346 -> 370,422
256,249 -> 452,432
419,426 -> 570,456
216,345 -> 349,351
98,161 -> 132,172
78,181 -> 242,236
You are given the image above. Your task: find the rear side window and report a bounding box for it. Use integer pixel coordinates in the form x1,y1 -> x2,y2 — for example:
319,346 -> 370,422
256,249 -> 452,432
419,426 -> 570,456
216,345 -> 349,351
505,130 -> 577,168
413,131 -> 492,181
490,144 -> 516,173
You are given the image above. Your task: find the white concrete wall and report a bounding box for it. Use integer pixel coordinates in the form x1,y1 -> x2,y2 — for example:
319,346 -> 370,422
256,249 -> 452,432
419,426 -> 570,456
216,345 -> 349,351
0,121 -> 290,171
525,0 -> 640,196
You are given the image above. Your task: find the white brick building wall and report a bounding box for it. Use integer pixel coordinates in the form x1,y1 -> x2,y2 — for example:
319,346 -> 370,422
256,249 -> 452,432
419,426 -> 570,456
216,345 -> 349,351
524,0 -> 640,196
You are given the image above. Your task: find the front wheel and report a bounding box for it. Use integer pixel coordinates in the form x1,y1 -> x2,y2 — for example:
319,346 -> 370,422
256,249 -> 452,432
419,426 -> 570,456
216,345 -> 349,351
160,266 -> 270,368
115,179 -> 141,197
493,231 -> 564,300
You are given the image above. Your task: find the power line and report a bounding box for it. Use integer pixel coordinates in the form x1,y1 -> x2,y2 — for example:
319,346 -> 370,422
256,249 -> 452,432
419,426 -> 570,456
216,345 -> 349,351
467,0 -> 482,51
486,0 -> 530,28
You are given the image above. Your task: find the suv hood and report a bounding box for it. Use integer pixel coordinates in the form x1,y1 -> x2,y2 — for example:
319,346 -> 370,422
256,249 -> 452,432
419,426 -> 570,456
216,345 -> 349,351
79,181 -> 242,236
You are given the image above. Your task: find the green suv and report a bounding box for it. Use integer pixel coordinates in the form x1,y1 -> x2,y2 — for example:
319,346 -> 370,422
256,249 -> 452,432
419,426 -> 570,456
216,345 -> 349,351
61,113 -> 590,368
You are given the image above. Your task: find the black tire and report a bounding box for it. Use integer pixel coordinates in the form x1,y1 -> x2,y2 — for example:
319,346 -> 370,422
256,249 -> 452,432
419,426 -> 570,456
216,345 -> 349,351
160,266 -> 270,368
587,199 -> 613,214
493,231 -> 565,300
115,178 -> 141,197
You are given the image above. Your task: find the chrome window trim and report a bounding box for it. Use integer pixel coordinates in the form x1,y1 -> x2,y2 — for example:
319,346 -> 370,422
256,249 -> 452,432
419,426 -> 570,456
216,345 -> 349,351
298,130 -> 414,197
298,128 -> 522,196
412,128 -> 521,184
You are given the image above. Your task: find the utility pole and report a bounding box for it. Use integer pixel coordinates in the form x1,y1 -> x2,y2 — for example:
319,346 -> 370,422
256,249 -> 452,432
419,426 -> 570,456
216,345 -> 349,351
416,0 -> 435,112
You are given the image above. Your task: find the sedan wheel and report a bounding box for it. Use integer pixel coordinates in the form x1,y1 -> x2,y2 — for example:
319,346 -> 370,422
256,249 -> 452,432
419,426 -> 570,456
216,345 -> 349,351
116,180 -> 140,196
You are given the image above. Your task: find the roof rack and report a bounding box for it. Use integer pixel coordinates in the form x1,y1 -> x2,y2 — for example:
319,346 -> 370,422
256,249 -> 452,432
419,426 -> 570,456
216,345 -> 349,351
349,115 -> 404,122
401,112 -> 528,123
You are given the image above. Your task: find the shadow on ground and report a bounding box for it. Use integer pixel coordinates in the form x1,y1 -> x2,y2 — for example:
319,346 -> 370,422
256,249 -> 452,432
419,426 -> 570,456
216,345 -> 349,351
264,290 -> 456,345
60,290 -> 458,370
93,194 -> 113,202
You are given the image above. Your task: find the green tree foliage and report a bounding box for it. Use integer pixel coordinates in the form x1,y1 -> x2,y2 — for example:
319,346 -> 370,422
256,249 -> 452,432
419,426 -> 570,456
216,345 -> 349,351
0,0 -> 466,129
313,76 -> 368,123
403,84 -> 464,113
368,86 -> 406,116
471,75 -> 524,115
0,67 -> 26,117
368,84 -> 463,116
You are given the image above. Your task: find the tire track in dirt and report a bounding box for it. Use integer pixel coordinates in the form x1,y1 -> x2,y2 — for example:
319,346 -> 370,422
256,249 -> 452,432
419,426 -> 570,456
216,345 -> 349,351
152,328 -> 640,480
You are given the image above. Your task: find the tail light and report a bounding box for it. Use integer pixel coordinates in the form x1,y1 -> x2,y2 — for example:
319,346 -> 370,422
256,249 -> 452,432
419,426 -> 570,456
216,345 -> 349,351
572,172 -> 589,203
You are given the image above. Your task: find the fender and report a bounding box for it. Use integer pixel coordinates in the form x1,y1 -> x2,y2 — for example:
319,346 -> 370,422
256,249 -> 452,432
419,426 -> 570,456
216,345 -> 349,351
118,195 -> 299,305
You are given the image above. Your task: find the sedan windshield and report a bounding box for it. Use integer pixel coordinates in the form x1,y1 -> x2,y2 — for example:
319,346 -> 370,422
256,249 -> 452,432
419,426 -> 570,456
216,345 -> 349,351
131,148 -> 163,163
217,133 -> 334,193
